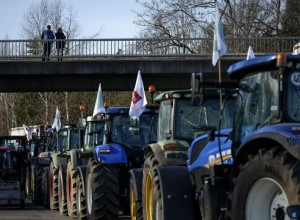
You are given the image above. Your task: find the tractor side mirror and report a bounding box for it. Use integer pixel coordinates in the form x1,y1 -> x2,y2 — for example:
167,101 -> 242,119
207,129 -> 216,141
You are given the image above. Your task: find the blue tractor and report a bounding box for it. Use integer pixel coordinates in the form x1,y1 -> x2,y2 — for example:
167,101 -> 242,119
153,53 -> 300,220
75,106 -> 158,219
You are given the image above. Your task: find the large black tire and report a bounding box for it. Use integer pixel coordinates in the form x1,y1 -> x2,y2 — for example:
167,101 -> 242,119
86,158 -> 119,220
142,152 -> 159,220
66,160 -> 78,218
231,147 -> 300,220
130,175 -> 144,220
25,166 -> 31,199
58,167 -> 68,216
49,161 -> 59,210
31,164 -> 43,205
42,167 -> 50,209
76,172 -> 87,220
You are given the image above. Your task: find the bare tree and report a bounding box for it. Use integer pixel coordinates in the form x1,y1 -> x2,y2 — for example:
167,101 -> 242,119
21,0 -> 81,40
283,0 -> 300,36
134,0 -> 215,38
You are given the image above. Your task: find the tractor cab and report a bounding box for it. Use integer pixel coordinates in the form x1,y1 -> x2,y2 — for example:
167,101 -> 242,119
227,53 -> 300,152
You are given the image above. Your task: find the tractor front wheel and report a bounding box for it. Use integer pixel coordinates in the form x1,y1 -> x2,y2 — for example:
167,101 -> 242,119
231,147 -> 300,220
86,158 -> 119,220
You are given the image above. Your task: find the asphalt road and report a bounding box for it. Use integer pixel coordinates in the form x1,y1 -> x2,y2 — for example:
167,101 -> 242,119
0,199 -> 130,220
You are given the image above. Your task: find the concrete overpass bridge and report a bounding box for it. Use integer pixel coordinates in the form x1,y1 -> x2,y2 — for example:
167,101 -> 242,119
0,37 -> 297,92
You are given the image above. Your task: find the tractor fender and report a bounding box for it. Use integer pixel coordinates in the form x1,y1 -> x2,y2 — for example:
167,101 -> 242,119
129,168 -> 143,201
144,143 -> 164,164
67,149 -> 80,170
155,166 -> 195,220
37,156 -> 51,165
145,143 -> 188,166
76,165 -> 87,197
235,125 -> 300,166
94,143 -> 128,164
50,153 -> 59,169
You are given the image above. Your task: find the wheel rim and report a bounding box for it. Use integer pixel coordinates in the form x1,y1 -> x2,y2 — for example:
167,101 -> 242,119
145,172 -> 153,220
130,188 -> 136,220
246,178 -> 289,220
87,172 -> 92,215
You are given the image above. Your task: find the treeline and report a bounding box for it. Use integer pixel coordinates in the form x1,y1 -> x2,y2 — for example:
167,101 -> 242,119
0,91 -> 141,136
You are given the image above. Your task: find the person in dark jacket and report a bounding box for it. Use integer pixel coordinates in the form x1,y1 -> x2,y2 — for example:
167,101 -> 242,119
41,25 -> 55,61
55,27 -> 66,61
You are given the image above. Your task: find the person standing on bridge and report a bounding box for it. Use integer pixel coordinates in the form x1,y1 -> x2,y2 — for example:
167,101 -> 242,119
55,27 -> 66,61
41,25 -> 55,61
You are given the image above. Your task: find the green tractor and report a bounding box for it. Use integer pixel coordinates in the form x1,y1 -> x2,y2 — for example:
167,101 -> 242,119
129,80 -> 235,220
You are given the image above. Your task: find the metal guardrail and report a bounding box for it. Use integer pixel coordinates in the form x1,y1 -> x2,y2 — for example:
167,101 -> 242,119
0,37 -> 299,60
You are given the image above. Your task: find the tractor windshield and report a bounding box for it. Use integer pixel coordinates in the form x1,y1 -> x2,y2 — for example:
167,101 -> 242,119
0,150 -> 12,171
233,70 -> 279,145
175,99 -> 235,141
287,71 -> 300,122
85,121 -> 106,148
111,113 -> 157,149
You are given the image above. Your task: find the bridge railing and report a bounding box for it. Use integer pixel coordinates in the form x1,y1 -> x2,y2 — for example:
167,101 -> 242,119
0,37 -> 299,60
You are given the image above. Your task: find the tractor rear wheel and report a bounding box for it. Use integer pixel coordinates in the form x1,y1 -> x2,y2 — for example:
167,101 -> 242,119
49,161 -> 59,210
66,160 -> 78,218
86,158 -> 119,220
58,167 -> 68,216
143,153 -> 159,220
231,147 -> 300,220
130,175 -> 143,220
25,166 -> 31,198
76,172 -> 87,219
42,167 -> 49,208
31,164 -> 43,205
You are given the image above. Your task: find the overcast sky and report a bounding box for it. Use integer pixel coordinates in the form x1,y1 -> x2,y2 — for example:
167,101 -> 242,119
0,0 -> 143,39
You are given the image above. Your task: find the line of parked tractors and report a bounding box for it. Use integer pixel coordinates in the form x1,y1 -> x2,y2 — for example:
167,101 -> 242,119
2,52 -> 300,220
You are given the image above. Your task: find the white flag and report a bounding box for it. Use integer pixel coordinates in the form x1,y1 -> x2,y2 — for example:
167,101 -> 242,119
23,124 -> 32,140
212,2 -> 227,66
246,45 -> 255,60
129,70 -> 147,118
52,106 -> 61,131
93,83 -> 106,117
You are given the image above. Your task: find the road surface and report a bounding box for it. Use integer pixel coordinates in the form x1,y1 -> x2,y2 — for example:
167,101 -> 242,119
0,199 -> 130,220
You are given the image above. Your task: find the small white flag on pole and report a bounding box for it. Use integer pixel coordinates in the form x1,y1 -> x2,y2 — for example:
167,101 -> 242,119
212,2 -> 227,66
246,45 -> 255,60
129,70 -> 147,118
52,106 -> 61,131
93,83 -> 106,117
23,124 -> 32,140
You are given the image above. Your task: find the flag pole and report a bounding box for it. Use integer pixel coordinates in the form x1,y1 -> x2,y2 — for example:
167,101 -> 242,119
218,51 -> 223,111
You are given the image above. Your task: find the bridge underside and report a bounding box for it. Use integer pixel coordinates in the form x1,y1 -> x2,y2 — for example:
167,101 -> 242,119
0,58 -> 241,92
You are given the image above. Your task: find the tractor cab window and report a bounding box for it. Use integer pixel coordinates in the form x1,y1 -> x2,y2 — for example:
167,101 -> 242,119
85,121 -> 106,147
0,151 -> 12,170
157,100 -> 172,141
70,129 -> 80,149
233,71 -> 279,144
111,113 -> 158,149
111,115 -> 130,145
175,98 -> 233,141
287,71 -> 300,122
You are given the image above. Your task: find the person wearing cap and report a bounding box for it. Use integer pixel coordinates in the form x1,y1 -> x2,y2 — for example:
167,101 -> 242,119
41,25 -> 55,61
55,27 -> 66,61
